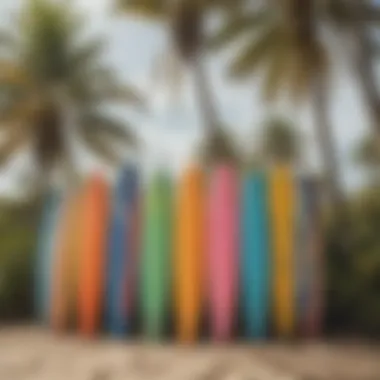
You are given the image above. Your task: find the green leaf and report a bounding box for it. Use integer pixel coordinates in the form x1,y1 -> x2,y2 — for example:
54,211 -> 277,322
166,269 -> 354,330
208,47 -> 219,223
79,130 -> 123,165
115,0 -> 166,19
229,23 -> 280,78
208,10 -> 271,50
262,33 -> 290,102
79,111 -> 137,146
69,38 -> 106,75
0,128 -> 28,167
78,111 -> 137,165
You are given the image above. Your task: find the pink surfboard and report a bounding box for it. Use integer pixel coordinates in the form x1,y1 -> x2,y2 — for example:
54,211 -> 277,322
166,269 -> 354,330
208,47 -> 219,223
207,165 -> 239,341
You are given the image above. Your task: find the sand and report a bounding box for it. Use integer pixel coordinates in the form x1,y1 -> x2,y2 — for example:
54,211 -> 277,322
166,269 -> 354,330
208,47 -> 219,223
0,327 -> 379,380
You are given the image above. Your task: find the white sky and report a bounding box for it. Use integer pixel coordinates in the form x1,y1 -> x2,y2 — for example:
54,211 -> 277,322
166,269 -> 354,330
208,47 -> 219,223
0,0 -> 371,196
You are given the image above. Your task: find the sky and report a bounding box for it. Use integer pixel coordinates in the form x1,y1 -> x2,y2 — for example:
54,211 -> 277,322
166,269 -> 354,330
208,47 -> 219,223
0,0 -> 371,196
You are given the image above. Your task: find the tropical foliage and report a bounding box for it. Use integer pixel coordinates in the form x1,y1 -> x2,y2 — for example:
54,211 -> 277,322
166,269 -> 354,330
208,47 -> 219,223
260,116 -> 301,165
0,0 -> 143,188
0,197 -> 41,320
117,0 -> 242,164
327,187 -> 380,337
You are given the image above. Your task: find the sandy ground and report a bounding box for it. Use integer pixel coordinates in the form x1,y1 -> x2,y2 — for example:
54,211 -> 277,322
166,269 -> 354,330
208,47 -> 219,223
0,327 -> 379,380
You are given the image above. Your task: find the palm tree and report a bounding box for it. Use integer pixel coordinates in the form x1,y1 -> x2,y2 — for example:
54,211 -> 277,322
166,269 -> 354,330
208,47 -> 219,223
117,0 -> 242,164
354,133 -> 380,184
327,0 -> 380,141
0,0 -> 143,191
261,116 -> 301,166
209,0 -> 343,204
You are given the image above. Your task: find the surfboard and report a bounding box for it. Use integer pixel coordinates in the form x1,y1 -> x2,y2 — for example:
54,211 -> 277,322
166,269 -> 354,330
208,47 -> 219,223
35,190 -> 62,324
298,177 -> 323,337
174,165 -> 205,342
141,172 -> 173,339
125,169 -> 140,328
241,171 -> 270,339
65,191 -> 85,327
105,166 -> 138,336
51,193 -> 72,331
208,165 -> 239,341
269,166 -> 296,338
78,174 -> 110,337
51,190 -> 84,331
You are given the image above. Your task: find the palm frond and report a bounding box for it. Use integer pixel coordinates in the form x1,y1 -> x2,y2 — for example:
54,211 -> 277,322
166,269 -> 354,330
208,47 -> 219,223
0,30 -> 17,54
116,0 -> 166,19
200,124 -> 240,166
229,23 -> 280,78
79,111 -> 138,146
354,135 -> 380,168
78,128 -> 124,165
68,38 -> 106,75
262,32 -> 290,102
0,61 -> 31,88
73,67 -> 145,108
0,127 -> 28,166
208,10 -> 271,50
261,116 -> 300,164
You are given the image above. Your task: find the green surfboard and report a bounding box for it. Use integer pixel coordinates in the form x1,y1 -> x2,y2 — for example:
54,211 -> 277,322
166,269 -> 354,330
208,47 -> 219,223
141,172 -> 173,339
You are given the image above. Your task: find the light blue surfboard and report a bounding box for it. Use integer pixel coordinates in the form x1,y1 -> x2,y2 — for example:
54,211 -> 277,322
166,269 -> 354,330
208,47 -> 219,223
241,171 -> 270,339
34,191 -> 62,323
106,165 -> 138,336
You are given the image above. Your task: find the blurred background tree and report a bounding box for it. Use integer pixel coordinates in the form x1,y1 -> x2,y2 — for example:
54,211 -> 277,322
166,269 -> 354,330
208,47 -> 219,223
208,0 -> 342,205
260,116 -> 301,166
0,0 -> 143,193
0,197 -> 41,321
117,0 -> 244,164
354,133 -> 380,185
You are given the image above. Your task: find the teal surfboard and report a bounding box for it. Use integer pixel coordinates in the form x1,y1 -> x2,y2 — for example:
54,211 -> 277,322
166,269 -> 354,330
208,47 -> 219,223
141,172 -> 173,339
35,191 -> 62,323
241,171 -> 270,339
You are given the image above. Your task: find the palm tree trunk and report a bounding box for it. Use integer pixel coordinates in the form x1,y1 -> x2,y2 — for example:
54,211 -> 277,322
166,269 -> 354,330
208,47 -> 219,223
312,74 -> 345,207
192,57 -> 219,137
350,3 -> 380,140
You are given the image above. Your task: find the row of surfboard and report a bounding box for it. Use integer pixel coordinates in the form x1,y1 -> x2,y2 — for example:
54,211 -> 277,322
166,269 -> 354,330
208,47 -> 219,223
35,164 -> 323,342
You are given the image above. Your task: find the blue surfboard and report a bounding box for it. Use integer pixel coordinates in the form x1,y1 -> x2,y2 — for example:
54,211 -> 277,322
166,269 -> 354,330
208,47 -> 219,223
241,171 -> 270,339
35,190 -> 62,323
105,166 -> 138,336
296,177 -> 310,331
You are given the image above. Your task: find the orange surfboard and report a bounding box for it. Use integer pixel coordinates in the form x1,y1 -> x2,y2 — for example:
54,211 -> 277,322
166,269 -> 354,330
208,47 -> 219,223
65,191 -> 85,326
78,174 -> 110,336
51,190 -> 84,331
174,166 -> 205,342
270,166 -> 296,337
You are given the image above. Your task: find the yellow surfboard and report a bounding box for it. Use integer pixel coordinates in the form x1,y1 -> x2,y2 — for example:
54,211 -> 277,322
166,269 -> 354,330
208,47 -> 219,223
174,166 -> 205,342
270,166 -> 295,337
